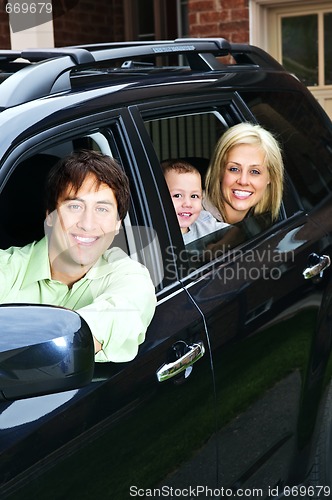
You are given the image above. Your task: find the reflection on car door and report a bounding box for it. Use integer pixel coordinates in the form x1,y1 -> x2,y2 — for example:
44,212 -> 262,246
179,209 -> 331,495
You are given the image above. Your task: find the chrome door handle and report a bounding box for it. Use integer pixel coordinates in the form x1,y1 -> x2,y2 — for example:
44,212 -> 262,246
303,253 -> 331,279
156,341 -> 205,382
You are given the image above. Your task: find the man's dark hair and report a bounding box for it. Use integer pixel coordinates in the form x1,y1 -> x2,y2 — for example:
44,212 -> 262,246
45,150 -> 130,220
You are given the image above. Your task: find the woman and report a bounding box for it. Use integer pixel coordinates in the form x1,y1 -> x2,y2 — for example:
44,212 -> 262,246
204,122 -> 284,224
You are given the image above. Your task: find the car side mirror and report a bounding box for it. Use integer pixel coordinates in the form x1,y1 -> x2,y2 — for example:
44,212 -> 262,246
0,304 -> 94,401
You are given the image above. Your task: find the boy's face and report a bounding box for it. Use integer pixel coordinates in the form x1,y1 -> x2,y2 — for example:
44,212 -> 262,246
46,173 -> 121,279
164,170 -> 202,234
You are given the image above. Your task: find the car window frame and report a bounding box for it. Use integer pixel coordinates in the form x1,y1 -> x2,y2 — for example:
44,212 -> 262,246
0,107 -> 189,293
133,94 -> 305,281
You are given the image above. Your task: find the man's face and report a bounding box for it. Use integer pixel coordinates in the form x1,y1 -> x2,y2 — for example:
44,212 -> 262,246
47,173 -> 121,280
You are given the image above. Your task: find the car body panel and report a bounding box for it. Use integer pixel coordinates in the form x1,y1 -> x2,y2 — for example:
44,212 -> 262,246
0,40 -> 332,499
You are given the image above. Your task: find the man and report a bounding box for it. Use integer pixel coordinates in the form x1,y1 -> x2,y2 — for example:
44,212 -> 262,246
0,150 -> 156,362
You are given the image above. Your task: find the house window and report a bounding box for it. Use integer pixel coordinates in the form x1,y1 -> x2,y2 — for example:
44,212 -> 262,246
281,13 -> 318,86
280,8 -> 332,88
259,1 -> 332,120
137,0 -> 155,41
324,12 -> 332,85
123,0 -> 187,40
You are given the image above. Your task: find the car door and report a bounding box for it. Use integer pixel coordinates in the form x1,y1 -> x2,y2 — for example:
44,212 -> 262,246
0,111 -> 220,500
135,93 -> 332,495
179,209 -> 331,495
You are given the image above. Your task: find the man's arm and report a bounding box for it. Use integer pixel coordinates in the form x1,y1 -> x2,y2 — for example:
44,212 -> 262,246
77,257 -> 156,363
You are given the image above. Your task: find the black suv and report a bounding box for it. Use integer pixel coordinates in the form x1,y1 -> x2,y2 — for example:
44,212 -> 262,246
1,38 -> 332,500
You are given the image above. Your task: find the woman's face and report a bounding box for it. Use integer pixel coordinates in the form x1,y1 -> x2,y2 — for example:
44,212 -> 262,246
221,144 -> 270,224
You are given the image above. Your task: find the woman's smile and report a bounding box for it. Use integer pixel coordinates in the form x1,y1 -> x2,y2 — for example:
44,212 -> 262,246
221,144 -> 270,224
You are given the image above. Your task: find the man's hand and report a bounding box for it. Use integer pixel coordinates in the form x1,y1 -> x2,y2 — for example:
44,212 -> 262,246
93,336 -> 102,354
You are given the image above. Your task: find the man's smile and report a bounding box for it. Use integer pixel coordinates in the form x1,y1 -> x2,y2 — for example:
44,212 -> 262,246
72,234 -> 99,245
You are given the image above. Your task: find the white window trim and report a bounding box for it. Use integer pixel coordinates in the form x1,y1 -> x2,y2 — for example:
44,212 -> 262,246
251,1 -> 332,87
9,1 -> 54,49
250,0 -> 332,119
249,0 -> 329,48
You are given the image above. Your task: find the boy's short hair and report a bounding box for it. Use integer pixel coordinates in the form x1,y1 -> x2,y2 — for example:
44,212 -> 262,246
161,159 -> 201,177
45,150 -> 130,220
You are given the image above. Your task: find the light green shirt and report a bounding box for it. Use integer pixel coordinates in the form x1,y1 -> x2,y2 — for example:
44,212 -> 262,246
0,237 -> 156,363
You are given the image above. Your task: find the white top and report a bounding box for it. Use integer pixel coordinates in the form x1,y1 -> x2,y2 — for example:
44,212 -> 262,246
183,210 -> 229,244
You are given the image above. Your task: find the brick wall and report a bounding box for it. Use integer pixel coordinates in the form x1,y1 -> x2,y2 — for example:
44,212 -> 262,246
0,0 -> 249,49
52,0 -> 249,47
53,0 -> 125,46
188,0 -> 249,43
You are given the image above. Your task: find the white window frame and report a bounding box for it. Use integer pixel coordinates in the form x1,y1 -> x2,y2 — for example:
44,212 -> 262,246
9,1 -> 54,49
250,0 -> 332,118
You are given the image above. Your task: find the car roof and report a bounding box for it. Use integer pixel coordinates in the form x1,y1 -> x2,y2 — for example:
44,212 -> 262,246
0,38 -> 286,109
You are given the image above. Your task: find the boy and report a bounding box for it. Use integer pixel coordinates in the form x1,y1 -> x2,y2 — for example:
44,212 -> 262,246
0,150 -> 156,362
161,159 -> 228,244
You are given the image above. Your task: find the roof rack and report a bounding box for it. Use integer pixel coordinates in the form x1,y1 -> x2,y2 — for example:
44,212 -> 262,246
0,38 -> 284,109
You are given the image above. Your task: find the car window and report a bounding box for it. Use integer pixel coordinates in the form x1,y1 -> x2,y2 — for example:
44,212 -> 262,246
0,134 -> 107,250
239,89 -> 332,212
144,105 -> 300,276
0,129 -> 164,290
0,152 -> 59,249
145,111 -> 227,164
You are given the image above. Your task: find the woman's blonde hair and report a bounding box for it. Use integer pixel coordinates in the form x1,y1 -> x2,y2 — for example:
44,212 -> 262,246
205,122 -> 284,222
